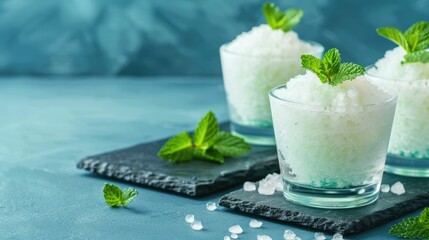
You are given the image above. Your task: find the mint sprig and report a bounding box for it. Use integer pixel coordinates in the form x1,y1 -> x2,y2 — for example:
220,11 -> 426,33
157,111 -> 251,164
377,21 -> 429,64
103,183 -> 138,208
301,48 -> 365,86
263,2 -> 303,32
390,208 -> 429,239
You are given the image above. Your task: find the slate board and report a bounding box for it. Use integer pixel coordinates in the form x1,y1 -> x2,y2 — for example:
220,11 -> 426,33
219,173 -> 429,235
77,123 -> 278,197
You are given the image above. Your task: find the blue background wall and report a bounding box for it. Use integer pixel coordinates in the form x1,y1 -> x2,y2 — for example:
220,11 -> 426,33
0,0 -> 427,76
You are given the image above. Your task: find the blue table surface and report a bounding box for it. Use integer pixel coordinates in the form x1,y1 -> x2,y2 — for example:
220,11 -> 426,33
0,77 -> 420,240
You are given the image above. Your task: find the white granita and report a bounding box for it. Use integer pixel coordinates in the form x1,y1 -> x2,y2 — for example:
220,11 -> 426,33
367,47 -> 429,158
369,47 -> 429,81
221,24 -> 323,127
270,72 -> 396,188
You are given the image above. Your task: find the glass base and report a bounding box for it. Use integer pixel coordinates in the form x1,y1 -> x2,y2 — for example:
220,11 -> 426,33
384,153 -> 429,177
283,179 -> 379,209
231,122 -> 275,146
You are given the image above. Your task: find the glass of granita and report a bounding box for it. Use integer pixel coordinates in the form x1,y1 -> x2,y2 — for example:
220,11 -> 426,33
270,49 -> 397,209
366,21 -> 429,177
220,3 -> 323,145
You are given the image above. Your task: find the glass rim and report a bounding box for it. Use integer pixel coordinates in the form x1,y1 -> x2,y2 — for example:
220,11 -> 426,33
365,64 -> 429,82
219,40 -> 324,59
269,84 -> 398,111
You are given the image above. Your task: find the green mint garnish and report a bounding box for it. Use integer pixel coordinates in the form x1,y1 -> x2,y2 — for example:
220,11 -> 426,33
193,111 -> 219,150
212,131 -> 253,157
103,183 -> 138,208
404,51 -> 429,63
377,21 -> 429,64
390,208 -> 429,239
263,2 -> 303,32
157,111 -> 251,164
301,48 -> 365,86
156,132 -> 194,163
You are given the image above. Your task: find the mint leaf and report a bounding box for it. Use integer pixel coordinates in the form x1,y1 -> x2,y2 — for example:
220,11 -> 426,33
158,111 -> 251,164
377,21 -> 429,64
301,54 -> 322,73
122,188 -> 138,207
157,131 -> 194,163
281,9 -> 304,32
301,54 -> 328,83
404,21 -> 429,51
390,207 -> 429,239
377,27 -> 410,52
404,51 -> 429,63
194,148 -> 224,164
193,111 -> 219,150
263,2 -> 303,32
213,131 -> 251,157
332,63 -> 365,86
263,3 -> 281,28
321,48 -> 341,80
103,183 -> 138,208
103,183 -> 123,207
301,48 -> 364,86
419,208 -> 429,225
390,217 -> 429,239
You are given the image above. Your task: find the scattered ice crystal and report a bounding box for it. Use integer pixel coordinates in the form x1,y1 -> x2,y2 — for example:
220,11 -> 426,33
185,214 -> 195,223
257,234 -> 272,240
243,181 -> 256,191
229,225 -> 243,234
284,229 -> 296,240
332,233 -> 343,240
258,173 -> 284,195
314,232 -> 326,240
191,220 -> 203,231
206,202 -> 217,211
224,236 -> 231,240
258,179 -> 276,195
380,184 -> 390,193
231,233 -> 238,239
275,179 -> 284,192
249,219 -> 263,228
391,181 -> 406,195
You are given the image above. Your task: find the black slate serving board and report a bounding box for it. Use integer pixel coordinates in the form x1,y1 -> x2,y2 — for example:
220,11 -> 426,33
219,173 -> 429,235
77,123 -> 278,197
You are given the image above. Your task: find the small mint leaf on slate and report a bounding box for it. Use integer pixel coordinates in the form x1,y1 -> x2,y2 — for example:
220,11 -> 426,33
157,131 -> 194,163
158,111 -> 251,164
194,148 -> 224,164
213,131 -> 251,157
193,111 -> 219,150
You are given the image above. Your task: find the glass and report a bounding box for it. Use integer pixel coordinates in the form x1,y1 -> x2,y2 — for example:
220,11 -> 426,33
220,42 -> 324,145
269,85 -> 397,209
366,66 -> 429,177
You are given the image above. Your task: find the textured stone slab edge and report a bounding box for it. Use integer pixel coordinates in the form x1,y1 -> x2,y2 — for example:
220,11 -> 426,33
219,192 -> 429,234
77,157 -> 279,197
77,158 -> 200,196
